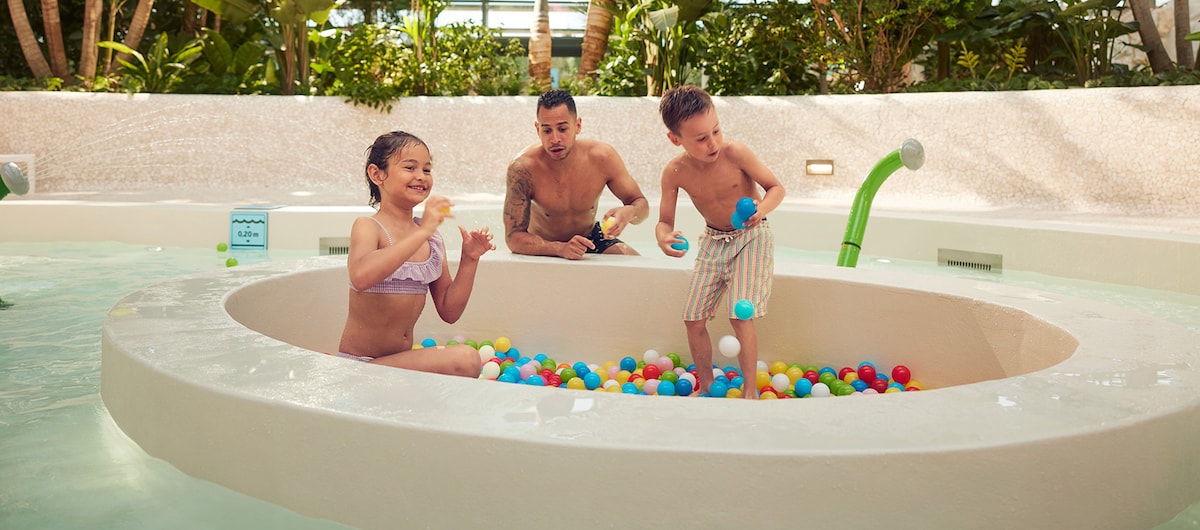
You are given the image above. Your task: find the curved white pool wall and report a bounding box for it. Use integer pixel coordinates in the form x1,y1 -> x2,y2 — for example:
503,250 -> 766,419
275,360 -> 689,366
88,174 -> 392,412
102,248 -> 1200,530
1,88 -> 1199,216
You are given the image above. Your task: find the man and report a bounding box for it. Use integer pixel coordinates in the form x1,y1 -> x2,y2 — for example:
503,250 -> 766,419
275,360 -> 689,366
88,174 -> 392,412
503,89 -> 649,259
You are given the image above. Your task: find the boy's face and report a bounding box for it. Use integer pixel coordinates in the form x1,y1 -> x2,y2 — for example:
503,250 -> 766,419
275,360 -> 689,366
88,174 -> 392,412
668,108 -> 723,163
535,104 -> 581,161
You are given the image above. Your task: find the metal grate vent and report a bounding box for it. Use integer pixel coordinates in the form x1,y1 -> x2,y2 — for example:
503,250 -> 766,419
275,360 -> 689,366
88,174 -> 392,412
938,248 -> 1003,272
319,237 -> 351,256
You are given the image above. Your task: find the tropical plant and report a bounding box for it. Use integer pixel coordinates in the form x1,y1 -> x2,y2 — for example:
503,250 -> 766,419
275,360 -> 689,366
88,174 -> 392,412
699,0 -> 823,95
528,0 -> 552,91
98,32 -> 204,92
1055,0 -> 1135,83
579,0 -> 615,79
596,0 -> 713,96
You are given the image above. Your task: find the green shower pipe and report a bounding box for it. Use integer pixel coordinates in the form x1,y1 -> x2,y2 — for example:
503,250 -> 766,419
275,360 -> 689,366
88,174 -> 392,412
836,138 -> 925,268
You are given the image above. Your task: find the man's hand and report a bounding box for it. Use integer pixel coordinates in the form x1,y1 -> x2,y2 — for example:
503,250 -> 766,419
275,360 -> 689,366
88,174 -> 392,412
557,235 -> 596,260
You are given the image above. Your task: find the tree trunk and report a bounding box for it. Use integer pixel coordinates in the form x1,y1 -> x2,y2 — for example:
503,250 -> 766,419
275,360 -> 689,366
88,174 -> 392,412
40,0 -> 70,78
529,0 -> 552,91
1129,0 -> 1174,73
579,0 -> 614,78
1174,0 -> 1194,68
78,0 -> 103,81
7,0 -> 54,78
111,0 -> 155,74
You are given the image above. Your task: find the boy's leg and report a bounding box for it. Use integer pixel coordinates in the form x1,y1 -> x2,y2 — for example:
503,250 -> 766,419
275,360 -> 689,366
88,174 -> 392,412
370,344 -> 482,378
729,319 -> 758,399
685,319 -> 712,395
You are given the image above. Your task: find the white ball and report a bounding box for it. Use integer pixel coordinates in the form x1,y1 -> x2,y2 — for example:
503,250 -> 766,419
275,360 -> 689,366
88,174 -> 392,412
477,347 -> 494,364
712,367 -> 725,379
642,349 -> 660,364
717,335 -> 741,358
680,373 -> 697,387
603,379 -> 619,389
480,362 -> 500,379
770,373 -> 791,393
756,360 -> 769,372
811,382 -> 831,397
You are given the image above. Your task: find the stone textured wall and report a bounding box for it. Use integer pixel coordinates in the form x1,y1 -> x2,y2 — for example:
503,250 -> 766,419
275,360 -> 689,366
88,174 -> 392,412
1,88 -> 1197,214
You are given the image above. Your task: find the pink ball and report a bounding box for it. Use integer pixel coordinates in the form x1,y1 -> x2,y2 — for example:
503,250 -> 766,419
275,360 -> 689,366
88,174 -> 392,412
655,356 -> 674,373
519,363 -> 537,379
643,379 -> 660,395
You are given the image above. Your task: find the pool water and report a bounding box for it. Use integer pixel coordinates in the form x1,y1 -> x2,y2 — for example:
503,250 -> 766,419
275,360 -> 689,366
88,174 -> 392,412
2,241 -> 1198,529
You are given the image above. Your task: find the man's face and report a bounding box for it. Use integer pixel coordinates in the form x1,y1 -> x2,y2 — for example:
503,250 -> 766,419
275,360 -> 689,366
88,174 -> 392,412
535,104 -> 581,161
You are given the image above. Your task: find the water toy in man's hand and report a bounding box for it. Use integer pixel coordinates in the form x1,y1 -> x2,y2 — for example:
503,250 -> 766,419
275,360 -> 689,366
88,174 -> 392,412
670,235 -> 689,252
730,197 -> 757,229
601,217 -> 616,235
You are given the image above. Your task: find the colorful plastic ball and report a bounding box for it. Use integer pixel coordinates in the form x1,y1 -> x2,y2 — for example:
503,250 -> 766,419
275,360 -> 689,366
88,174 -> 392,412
651,356 -> 672,374
885,386 -> 903,393
418,337 -> 435,348
759,390 -> 778,400
525,375 -> 545,386
621,382 -> 639,394
675,379 -> 694,396
602,379 -> 619,389
838,366 -> 854,379
888,382 -> 906,392
477,348 -> 494,364
835,383 -> 856,396
770,373 -> 791,393
518,363 -> 537,380
566,377 -> 586,390
726,387 -> 742,399
729,375 -> 745,390
768,361 -> 787,376
497,373 -> 518,384
869,378 -> 889,393
619,356 -> 637,372
605,384 -> 622,393
494,336 -> 511,353
718,335 -> 741,358
559,368 -> 578,382
803,370 -> 819,384
851,379 -> 868,392
666,352 -> 683,368
892,365 -> 912,385
480,362 -> 501,379
642,363 -> 662,380
842,372 -> 860,384
464,340 -> 478,350
658,380 -> 677,396
862,388 -> 879,394
906,380 -> 924,390
541,359 -> 557,370
533,353 -> 547,362
736,197 -> 757,218
709,380 -> 729,398
582,372 -> 602,390
659,371 -> 679,384
858,361 -> 876,369
818,371 -> 838,387
733,299 -> 755,320
810,382 -> 831,397
818,366 -> 836,376
670,236 -> 689,251
477,345 -> 496,361
857,364 -> 877,382
642,349 -> 660,364
794,378 -> 813,397
643,379 -> 661,395
754,370 -> 772,391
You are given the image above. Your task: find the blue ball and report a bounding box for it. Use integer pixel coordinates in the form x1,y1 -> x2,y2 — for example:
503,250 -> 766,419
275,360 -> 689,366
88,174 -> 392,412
794,378 -> 813,397
658,380 -> 677,396
583,372 -> 602,390
851,379 -> 869,392
734,299 -> 755,320
497,373 -> 518,384
670,236 -> 689,251
507,347 -> 520,359
675,379 -> 693,396
619,356 -> 637,372
730,211 -> 746,230
534,353 -> 548,363
710,380 -> 729,398
420,337 -> 437,348
621,382 -> 640,394
502,366 -> 521,379
525,375 -> 545,386
736,197 -> 757,218
572,362 -> 591,377
818,366 -> 836,376
730,375 -> 745,390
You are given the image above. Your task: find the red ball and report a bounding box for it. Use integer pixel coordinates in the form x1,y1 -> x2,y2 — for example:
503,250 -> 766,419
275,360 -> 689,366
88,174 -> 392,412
870,378 -> 889,393
548,375 -> 562,387
838,366 -> 855,379
643,364 -> 662,380
892,365 -> 912,385
857,364 -> 876,382
725,370 -> 740,380
540,368 -> 554,378
804,370 -> 819,384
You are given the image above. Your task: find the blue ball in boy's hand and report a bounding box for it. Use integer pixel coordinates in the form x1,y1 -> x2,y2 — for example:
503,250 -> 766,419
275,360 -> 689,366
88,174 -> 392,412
736,197 -> 757,218
670,235 -> 689,251
730,211 -> 746,230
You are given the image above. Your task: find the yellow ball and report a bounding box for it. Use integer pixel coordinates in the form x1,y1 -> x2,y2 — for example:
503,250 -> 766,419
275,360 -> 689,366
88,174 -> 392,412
601,217 -> 615,234
785,367 -> 805,383
769,361 -> 788,376
494,336 -> 511,353
566,377 -> 586,390
760,391 -> 779,400
906,380 -> 924,390
754,370 -> 771,391
843,372 -> 860,384
885,386 -> 902,393
616,370 -> 632,384
726,387 -> 742,399
606,384 -> 622,393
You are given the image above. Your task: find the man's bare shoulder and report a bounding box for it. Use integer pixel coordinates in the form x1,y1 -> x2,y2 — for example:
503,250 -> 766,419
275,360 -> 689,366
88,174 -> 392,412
507,144 -> 543,177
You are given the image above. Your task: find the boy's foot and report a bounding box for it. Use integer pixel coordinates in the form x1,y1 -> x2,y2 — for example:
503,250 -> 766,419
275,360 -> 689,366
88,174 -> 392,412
742,387 -> 759,400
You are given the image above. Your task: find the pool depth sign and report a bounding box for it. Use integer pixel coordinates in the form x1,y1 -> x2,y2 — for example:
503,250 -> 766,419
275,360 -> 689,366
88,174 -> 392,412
229,207 -> 270,250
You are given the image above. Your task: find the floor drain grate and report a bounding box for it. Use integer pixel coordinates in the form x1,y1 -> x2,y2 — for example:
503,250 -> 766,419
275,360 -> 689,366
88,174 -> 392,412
938,248 -> 1002,272
319,237 -> 351,256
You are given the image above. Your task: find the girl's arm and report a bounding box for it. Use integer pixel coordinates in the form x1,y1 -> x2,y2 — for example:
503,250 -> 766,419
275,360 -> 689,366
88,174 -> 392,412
430,225 -> 495,323
346,201 -> 450,292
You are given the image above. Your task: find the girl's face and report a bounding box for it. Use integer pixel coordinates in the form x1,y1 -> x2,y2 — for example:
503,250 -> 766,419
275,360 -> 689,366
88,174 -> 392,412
669,108 -> 724,163
371,144 -> 432,206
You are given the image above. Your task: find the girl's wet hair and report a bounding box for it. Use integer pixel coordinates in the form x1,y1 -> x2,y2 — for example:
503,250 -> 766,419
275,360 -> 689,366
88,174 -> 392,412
364,131 -> 430,207
659,85 -> 713,135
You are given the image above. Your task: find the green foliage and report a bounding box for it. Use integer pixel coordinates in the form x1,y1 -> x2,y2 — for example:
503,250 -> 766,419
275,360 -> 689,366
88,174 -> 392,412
98,33 -> 204,93
180,28 -> 272,94
592,0 -> 713,96
699,0 -> 822,95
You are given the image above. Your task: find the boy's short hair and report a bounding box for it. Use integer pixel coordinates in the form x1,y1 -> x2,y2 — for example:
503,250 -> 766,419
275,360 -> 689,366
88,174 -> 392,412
659,85 -> 713,135
537,89 -> 577,117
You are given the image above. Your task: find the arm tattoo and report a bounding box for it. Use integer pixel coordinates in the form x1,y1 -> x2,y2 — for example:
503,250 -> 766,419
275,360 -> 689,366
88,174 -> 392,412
504,165 -> 534,238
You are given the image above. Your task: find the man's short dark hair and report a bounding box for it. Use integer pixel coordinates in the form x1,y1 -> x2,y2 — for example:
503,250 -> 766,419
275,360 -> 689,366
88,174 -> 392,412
537,89 -> 577,117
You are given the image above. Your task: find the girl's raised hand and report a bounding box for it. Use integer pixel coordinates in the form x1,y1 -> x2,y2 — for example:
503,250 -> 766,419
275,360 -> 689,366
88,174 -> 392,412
459,226 -> 496,260
422,196 -> 454,230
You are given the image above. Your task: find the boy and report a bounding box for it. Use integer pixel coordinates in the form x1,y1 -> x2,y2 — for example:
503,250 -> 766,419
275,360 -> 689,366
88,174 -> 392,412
655,85 -> 786,399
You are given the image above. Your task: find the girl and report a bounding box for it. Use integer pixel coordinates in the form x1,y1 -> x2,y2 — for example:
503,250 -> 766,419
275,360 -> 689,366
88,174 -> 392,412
336,131 -> 495,377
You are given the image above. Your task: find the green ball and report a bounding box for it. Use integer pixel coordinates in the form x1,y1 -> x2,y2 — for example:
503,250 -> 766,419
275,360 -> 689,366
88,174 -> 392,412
818,371 -> 837,386
445,340 -> 460,346
541,358 -> 556,370
464,340 -> 479,350
560,368 -> 577,381
659,371 -> 679,384
225,257 -> 238,267
667,352 -> 682,368
216,242 -> 228,252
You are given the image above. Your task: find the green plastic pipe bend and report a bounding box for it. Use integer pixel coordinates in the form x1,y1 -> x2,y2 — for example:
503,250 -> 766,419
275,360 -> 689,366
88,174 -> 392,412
836,138 -> 924,268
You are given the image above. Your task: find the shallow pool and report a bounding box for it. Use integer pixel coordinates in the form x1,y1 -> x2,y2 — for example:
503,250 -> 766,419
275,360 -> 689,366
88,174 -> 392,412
2,241 -> 1199,528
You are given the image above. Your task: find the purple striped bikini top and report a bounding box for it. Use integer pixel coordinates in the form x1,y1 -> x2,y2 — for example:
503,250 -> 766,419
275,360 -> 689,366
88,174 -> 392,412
352,216 -> 443,295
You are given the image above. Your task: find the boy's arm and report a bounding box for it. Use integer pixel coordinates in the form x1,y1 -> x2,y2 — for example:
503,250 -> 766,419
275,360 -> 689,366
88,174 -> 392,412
503,159 -> 584,258
656,166 -> 687,258
731,142 -> 786,222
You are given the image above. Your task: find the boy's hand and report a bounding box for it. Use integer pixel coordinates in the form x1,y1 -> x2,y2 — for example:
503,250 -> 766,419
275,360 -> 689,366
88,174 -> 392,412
658,231 -> 687,258
459,226 -> 496,260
